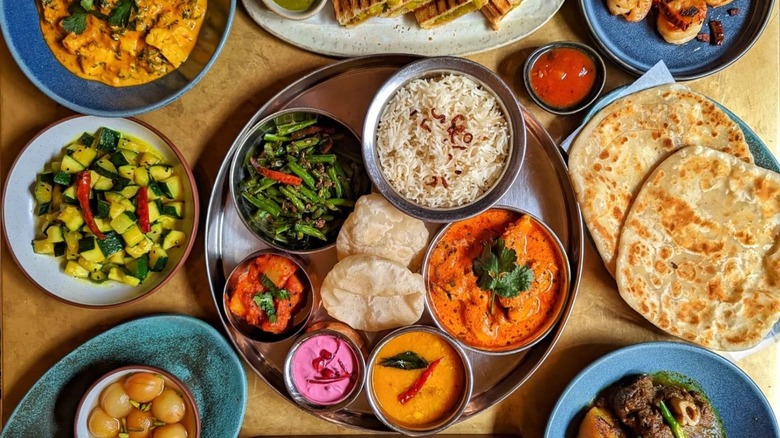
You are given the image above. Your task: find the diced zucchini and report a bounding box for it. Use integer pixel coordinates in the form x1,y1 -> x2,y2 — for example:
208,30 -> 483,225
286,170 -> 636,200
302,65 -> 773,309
109,202 -> 126,220
97,127 -> 121,152
88,170 -> 101,189
161,201 -> 183,219
159,175 -> 182,199
118,165 -> 136,180
120,185 -> 140,199
51,161 -> 62,172
108,267 -> 141,286
108,249 -> 126,264
126,253 -> 150,281
126,238 -> 153,259
65,260 -> 90,279
97,231 -> 124,257
46,225 -> 65,243
111,150 -> 137,167
147,182 -> 163,198
122,224 -> 145,247
90,270 -> 108,283
149,245 -> 169,271
78,257 -> 103,273
112,177 -> 132,191
147,222 -> 164,243
134,167 -> 149,187
32,239 -> 55,254
38,171 -> 54,184
94,157 -> 118,178
148,201 -> 161,223
58,206 -> 84,232
103,192 -> 125,203
162,230 -> 186,250
61,155 -> 85,174
34,181 -> 53,204
53,242 -> 67,257
138,152 -> 161,166
93,176 -> 114,191
80,243 -> 106,263
96,199 -> 111,218
51,185 -> 63,210
92,217 -> 113,233
149,165 -> 173,181
110,211 -> 137,234
52,171 -> 72,186
155,215 -> 178,230
118,138 -> 149,154
65,231 -> 82,254
78,236 -> 96,253
79,132 -> 96,147
70,145 -> 97,167
62,186 -> 78,204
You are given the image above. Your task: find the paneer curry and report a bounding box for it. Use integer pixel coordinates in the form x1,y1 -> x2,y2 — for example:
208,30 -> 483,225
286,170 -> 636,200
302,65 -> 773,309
37,0 -> 207,87
426,208 -> 566,351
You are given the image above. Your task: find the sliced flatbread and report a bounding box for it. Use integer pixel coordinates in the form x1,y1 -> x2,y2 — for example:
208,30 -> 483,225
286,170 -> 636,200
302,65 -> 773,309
481,0 -> 522,30
332,0 -> 387,26
414,0 -> 486,29
616,146 -> 780,351
568,84 -> 753,276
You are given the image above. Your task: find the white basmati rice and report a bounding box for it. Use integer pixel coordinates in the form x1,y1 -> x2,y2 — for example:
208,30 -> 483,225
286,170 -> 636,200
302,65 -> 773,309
376,74 -> 509,208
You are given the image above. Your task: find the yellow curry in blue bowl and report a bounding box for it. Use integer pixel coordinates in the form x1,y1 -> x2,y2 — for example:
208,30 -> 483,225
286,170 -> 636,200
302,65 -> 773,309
0,0 -> 235,115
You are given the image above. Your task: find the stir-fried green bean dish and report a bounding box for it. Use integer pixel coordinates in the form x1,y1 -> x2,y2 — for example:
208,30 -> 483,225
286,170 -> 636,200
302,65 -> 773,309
237,113 -> 370,250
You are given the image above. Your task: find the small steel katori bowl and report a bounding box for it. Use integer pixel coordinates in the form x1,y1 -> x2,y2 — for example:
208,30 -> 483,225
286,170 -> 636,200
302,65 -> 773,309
229,107 -> 367,254
365,325 -> 474,436
523,41 -> 607,116
422,205 -> 571,355
362,56 -> 527,223
260,0 -> 327,20
283,328 -> 367,412
222,249 -> 316,343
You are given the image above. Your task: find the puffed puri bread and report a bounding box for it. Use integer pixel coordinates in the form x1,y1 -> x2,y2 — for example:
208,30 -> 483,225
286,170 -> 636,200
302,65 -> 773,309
568,84 -> 753,277
336,193 -> 429,271
615,146 -> 780,351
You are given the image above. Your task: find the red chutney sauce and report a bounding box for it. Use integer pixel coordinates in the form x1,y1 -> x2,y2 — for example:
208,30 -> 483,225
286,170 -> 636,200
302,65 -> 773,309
529,47 -> 597,109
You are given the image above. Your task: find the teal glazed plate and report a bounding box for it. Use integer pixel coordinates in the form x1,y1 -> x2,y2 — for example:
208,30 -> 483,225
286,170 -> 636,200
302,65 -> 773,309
545,342 -> 780,437
583,85 -> 780,173
0,314 -> 247,438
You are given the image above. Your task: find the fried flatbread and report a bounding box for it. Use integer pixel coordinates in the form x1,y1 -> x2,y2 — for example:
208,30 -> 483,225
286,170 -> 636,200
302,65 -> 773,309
616,146 -> 780,351
332,0 -> 387,26
481,0 -> 522,30
568,84 -> 753,276
414,0 -> 485,29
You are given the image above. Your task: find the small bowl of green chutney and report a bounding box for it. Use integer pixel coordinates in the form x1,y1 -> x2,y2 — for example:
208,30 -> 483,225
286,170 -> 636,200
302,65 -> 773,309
261,0 -> 327,20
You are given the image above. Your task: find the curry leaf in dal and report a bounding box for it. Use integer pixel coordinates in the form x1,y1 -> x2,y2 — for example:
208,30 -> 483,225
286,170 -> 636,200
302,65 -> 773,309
380,351 -> 429,370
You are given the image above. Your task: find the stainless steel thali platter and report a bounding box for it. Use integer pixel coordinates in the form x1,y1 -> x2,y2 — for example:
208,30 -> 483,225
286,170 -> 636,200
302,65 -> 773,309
204,54 -> 584,431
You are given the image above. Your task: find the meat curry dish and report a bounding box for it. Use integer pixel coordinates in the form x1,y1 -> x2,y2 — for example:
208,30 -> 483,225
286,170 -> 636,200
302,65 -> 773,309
37,0 -> 207,87
578,374 -> 725,438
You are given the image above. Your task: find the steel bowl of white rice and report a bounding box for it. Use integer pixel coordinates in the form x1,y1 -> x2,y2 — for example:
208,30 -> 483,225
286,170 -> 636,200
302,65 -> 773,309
362,57 -> 526,223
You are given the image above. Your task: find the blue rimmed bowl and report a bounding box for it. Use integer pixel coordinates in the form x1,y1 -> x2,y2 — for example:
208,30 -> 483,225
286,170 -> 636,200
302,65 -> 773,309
0,0 -> 235,116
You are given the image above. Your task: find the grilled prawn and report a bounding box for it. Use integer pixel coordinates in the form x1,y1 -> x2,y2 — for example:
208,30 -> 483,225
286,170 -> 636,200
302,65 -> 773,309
656,0 -> 707,44
607,0 -> 653,22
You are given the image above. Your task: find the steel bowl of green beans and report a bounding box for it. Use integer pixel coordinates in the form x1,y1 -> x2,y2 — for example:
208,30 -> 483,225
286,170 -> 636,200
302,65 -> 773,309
229,108 -> 371,253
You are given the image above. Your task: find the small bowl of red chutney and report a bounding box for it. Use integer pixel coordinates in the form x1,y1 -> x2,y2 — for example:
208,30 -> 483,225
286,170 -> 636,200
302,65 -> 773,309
523,42 -> 606,116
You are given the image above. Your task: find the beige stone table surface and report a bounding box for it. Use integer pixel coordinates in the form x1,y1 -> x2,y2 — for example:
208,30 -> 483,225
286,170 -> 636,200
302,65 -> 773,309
1,1 -> 778,436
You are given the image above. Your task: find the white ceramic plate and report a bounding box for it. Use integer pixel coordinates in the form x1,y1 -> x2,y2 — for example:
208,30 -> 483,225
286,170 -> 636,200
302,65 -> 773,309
2,116 -> 199,307
242,0 -> 564,57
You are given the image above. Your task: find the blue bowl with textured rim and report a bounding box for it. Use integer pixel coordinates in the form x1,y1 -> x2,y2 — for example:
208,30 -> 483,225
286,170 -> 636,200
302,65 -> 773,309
0,0 -> 235,116
545,342 -> 780,437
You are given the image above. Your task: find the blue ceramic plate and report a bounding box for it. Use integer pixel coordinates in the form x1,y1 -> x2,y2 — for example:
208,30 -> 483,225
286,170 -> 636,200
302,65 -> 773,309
0,314 -> 247,438
583,85 -> 780,173
545,342 -> 780,437
578,0 -> 776,80
0,0 -> 235,116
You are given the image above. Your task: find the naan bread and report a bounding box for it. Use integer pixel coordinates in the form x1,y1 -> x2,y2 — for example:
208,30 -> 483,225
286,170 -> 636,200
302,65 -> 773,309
336,194 -> 429,271
616,146 -> 780,351
569,84 -> 753,275
321,255 -> 425,332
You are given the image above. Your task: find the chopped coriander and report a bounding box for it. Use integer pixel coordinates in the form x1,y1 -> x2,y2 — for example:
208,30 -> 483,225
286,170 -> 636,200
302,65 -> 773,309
473,238 -> 535,311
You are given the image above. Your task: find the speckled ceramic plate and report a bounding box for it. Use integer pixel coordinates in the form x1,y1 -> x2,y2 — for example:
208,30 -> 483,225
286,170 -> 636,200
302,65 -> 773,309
1,116 -> 199,308
0,0 -> 235,116
0,314 -> 247,438
242,0 -> 564,57
545,342 -> 780,437
579,0 -> 775,80
583,85 -> 780,173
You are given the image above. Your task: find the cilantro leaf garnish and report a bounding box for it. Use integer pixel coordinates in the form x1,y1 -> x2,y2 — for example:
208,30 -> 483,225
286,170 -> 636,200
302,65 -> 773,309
62,5 -> 89,34
260,275 -> 290,300
473,238 -> 535,311
80,0 -> 94,11
252,292 -> 277,323
108,0 -> 135,28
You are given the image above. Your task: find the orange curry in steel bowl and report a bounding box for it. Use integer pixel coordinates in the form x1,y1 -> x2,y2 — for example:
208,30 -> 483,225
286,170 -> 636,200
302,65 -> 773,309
37,0 -> 207,87
424,207 -> 570,353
